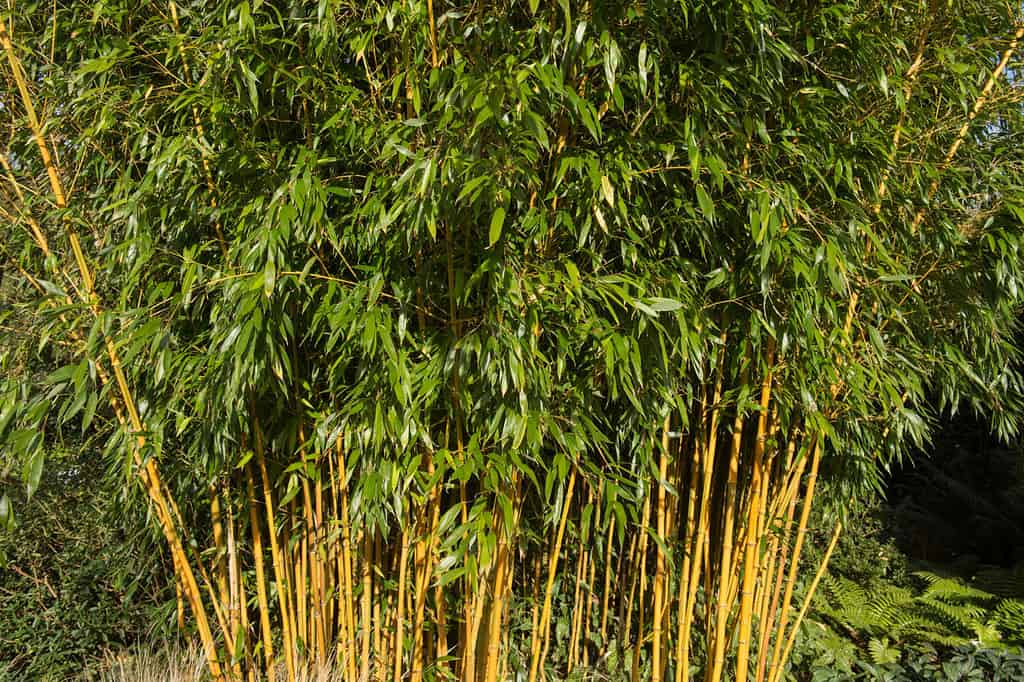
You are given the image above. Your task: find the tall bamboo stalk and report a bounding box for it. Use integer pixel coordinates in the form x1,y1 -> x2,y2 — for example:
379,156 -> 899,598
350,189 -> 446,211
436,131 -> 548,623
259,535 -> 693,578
651,415 -> 671,682
337,444 -> 359,682
253,415 -> 297,681
528,467 -> 577,682
567,537 -> 587,674
679,337 -> 727,681
735,345 -> 776,678
765,441 -> 822,681
394,525 -> 410,682
708,356 -> 749,682
630,488 -> 652,682
768,523 -> 843,682
599,515 -> 615,646
225,492 -> 246,678
360,532 -> 372,682
245,463 -> 275,681
674,429 -> 703,682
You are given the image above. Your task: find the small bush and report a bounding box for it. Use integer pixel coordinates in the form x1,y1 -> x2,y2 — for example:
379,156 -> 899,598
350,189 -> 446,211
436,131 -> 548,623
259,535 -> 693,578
0,451 -> 173,680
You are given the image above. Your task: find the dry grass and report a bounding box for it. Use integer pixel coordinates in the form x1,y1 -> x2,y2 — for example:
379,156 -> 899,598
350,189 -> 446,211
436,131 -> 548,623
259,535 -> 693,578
90,644 -> 207,682
88,646 -> 350,682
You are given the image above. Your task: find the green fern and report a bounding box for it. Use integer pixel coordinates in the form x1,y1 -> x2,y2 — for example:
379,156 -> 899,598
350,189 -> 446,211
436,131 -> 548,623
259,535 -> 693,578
992,598 -> 1024,645
814,569 -> 1024,653
867,637 -> 901,665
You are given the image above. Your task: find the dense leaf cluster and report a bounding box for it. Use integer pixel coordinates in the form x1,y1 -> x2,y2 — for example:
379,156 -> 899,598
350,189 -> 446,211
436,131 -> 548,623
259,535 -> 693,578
4,0 -> 1022,538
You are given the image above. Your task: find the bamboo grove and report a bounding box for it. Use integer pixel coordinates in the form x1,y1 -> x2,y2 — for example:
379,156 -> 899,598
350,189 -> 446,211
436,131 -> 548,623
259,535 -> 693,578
2,1 -> 1024,680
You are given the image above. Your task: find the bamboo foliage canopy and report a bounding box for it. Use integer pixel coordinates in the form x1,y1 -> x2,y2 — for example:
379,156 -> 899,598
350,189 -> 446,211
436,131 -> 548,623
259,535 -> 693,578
2,1 -> 1024,681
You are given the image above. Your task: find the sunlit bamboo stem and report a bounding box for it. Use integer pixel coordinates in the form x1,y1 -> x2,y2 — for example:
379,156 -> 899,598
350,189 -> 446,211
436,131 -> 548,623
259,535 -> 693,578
754,457 -> 801,682
529,467 -> 577,682
769,523 -> 843,682
245,463 -> 275,681
253,415 -> 296,681
735,345 -> 776,678
708,355 -> 749,682
360,531 -> 372,682
630,487 -> 652,682
567,536 -> 587,674
674,428 -> 702,682
766,440 -> 822,681
394,525 -> 410,682
599,515 -> 615,647
679,337 -> 727,681
652,415 -> 671,682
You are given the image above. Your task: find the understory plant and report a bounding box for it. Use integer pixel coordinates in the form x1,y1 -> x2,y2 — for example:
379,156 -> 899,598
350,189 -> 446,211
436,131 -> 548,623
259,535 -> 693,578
0,446 -> 173,680
812,569 -> 1024,654
796,642 -> 1024,682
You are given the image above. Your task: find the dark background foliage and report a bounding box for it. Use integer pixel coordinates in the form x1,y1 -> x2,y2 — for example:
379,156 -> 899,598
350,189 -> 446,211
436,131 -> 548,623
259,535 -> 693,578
0,449 -> 174,680
888,415 -> 1024,568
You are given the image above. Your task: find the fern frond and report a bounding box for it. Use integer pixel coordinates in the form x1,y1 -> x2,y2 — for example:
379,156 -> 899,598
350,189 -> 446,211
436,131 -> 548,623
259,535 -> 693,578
992,598 -> 1024,644
867,637 -> 901,665
917,597 -> 987,633
915,571 -> 997,603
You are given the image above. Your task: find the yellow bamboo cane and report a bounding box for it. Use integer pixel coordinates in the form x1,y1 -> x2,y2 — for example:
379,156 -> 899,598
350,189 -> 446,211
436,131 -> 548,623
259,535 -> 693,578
652,415 -> 671,682
708,356 -> 749,682
245,463 -> 275,681
528,467 -> 577,682
765,441 -> 822,681
735,345 -> 776,678
768,523 -> 843,682
253,415 -> 297,682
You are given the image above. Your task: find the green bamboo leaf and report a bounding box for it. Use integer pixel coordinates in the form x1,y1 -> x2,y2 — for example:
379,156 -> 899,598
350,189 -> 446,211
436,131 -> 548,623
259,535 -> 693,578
0,401 -> 14,437
647,297 -> 683,312
239,60 -> 259,110
489,207 -> 506,246
24,446 -> 43,500
601,175 -> 615,207
564,261 -> 581,290
638,41 -> 648,95
263,256 -> 276,297
604,37 -> 620,92
0,494 -> 10,531
695,184 -> 715,223
524,111 -> 550,150
633,299 -> 658,317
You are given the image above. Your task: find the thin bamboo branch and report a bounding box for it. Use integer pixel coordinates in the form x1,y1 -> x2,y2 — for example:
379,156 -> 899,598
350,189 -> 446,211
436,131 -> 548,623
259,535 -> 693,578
910,23 -> 1024,234
769,523 -> 843,682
